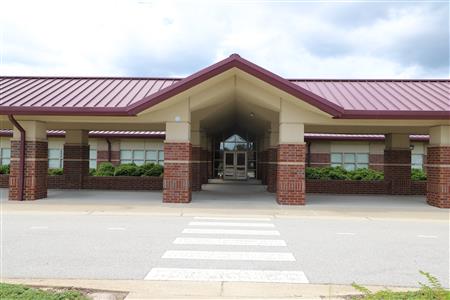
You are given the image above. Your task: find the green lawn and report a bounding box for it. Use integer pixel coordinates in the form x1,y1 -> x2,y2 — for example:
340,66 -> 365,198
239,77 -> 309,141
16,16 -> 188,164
0,283 -> 88,300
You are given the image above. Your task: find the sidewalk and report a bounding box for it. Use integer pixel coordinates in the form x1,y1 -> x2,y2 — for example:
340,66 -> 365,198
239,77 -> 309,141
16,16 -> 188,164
2,278 -> 418,299
1,187 -> 447,221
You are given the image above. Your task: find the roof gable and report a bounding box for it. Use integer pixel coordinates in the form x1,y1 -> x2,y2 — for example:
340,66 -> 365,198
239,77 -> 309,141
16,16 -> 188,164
0,54 -> 449,119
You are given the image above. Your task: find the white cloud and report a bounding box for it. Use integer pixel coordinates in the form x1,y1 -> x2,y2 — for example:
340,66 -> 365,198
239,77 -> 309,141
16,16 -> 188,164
0,0 -> 447,78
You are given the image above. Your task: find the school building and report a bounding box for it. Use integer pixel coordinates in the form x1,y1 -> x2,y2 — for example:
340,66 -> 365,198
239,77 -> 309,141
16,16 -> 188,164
0,54 -> 448,207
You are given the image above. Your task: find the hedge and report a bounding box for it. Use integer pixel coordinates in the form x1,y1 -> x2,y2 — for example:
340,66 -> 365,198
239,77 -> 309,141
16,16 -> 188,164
93,162 -> 164,177
0,165 -> 10,175
306,166 -> 427,181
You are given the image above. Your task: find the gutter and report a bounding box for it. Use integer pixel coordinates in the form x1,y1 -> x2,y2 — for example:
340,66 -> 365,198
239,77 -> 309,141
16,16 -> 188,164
307,141 -> 311,168
7,115 -> 25,201
106,138 -> 112,162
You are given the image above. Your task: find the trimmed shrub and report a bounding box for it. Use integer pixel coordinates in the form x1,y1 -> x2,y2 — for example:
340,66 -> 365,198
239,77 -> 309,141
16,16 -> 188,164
114,163 -> 141,176
48,168 -> 63,176
0,164 -> 10,175
96,162 -> 115,176
140,163 -> 164,177
89,168 -> 97,176
349,168 -> 384,181
306,166 -> 383,181
412,168 -> 427,181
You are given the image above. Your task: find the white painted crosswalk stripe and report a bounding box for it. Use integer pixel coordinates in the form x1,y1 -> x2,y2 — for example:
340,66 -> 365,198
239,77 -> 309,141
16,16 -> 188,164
144,216 -> 308,284
189,221 -> 275,227
193,216 -> 272,221
173,237 -> 287,246
145,268 -> 309,283
183,228 -> 280,236
162,250 -> 295,261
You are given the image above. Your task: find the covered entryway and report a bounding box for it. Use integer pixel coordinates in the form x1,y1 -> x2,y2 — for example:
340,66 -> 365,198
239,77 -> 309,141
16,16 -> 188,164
1,54 -> 449,208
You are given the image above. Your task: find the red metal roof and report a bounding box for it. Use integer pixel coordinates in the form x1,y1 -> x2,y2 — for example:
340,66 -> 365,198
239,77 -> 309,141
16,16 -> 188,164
0,54 -> 448,119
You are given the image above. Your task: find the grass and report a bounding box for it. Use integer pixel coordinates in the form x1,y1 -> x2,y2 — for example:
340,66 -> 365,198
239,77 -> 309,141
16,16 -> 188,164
351,271 -> 450,299
0,283 -> 89,300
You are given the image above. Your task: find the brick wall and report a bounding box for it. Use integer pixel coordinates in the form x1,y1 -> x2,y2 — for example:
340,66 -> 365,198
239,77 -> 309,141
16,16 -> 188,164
384,149 -> 412,195
309,153 -> 330,168
97,150 -> 120,166
83,176 -> 163,190
277,144 -> 306,205
426,146 -> 450,208
163,142 -> 192,203
306,180 -> 425,195
191,146 -> 202,191
369,154 -> 384,171
9,140 -> 48,200
267,148 -> 277,193
0,174 -> 8,187
64,144 -> 89,189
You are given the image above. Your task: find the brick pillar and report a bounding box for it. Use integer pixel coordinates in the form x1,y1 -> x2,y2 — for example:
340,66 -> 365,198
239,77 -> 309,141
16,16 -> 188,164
64,130 -> 89,189
384,149 -> 411,195
9,120 -> 48,201
267,148 -> 277,193
277,144 -> 306,205
191,146 -> 202,191
207,150 -> 213,179
261,150 -> 267,185
426,146 -> 450,208
201,149 -> 208,184
163,142 -> 192,203
9,140 -> 48,200
64,144 -> 89,189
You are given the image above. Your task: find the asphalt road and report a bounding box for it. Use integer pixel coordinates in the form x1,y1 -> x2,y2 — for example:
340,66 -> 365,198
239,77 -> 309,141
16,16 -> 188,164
2,212 -> 448,288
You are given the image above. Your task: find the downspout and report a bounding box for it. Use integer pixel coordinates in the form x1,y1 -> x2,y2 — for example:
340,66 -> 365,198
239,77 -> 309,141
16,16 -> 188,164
105,138 -> 112,162
8,115 -> 25,201
307,141 -> 311,167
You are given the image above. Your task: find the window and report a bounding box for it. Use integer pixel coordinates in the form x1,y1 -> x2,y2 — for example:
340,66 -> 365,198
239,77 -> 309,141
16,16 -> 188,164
89,149 -> 97,169
0,148 -> 11,165
412,154 -> 423,170
331,153 -> 369,171
121,150 -> 164,165
48,148 -> 63,169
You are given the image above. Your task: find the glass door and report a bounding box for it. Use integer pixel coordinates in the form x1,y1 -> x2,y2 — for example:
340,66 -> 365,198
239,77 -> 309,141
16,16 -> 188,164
224,151 -> 235,179
235,152 -> 247,180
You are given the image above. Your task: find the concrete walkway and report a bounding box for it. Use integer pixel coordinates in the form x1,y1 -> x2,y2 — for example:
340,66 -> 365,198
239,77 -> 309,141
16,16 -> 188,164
0,182 -> 447,221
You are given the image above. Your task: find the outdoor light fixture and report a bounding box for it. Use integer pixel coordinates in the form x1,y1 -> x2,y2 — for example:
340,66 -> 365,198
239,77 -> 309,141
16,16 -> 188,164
250,112 -> 255,118
410,144 -> 415,150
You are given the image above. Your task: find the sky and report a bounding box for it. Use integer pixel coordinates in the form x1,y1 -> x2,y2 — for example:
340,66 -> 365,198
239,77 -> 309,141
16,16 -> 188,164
0,0 -> 448,79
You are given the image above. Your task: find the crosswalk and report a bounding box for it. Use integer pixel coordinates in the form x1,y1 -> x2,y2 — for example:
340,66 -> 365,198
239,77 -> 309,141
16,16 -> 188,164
144,216 -> 309,283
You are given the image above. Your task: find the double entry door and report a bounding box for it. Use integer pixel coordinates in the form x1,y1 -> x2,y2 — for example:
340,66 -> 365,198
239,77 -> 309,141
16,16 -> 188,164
223,151 -> 247,180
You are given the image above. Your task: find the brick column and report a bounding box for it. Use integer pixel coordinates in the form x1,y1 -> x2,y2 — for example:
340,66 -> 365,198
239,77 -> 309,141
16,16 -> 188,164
384,134 -> 411,195
207,150 -> 213,179
261,150 -> 268,185
267,148 -> 277,193
201,149 -> 209,184
9,121 -> 48,200
163,119 -> 192,203
277,144 -> 306,205
64,130 -> 89,189
426,126 -> 450,208
191,146 -> 202,191
163,142 -> 192,203
426,147 -> 450,208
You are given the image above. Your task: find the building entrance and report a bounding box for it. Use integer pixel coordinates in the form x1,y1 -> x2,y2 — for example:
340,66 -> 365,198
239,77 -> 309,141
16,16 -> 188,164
213,134 -> 257,180
224,151 -> 247,180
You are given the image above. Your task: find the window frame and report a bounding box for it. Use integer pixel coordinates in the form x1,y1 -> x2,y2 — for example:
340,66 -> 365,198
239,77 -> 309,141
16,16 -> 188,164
120,149 -> 164,166
0,148 -> 11,165
330,152 -> 369,170
48,148 -> 64,169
